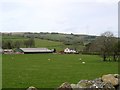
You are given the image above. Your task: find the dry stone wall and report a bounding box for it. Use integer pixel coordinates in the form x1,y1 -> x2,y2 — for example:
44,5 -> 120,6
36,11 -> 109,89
26,74 -> 120,90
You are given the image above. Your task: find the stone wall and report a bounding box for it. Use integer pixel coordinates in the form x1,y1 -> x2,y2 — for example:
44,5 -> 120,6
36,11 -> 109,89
58,74 -> 120,90
26,74 -> 120,90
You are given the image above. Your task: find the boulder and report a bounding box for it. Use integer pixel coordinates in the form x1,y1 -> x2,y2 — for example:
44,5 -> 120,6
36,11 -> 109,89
58,82 -> 73,90
77,80 -> 93,88
71,84 -> 78,88
26,86 -> 38,90
115,85 -> 120,90
93,78 -> 102,82
90,78 -> 105,88
90,80 -> 105,88
114,74 -> 120,78
104,82 -> 115,89
102,74 -> 118,86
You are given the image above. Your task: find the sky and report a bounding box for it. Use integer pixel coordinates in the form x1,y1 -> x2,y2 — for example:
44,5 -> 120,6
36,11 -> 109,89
0,0 -> 119,36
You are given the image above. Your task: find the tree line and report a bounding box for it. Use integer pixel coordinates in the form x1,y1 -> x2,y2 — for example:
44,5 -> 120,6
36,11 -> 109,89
2,38 -> 35,49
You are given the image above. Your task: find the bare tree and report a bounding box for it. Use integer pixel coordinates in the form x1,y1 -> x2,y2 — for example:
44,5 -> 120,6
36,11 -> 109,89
97,31 -> 116,61
85,31 -> 117,61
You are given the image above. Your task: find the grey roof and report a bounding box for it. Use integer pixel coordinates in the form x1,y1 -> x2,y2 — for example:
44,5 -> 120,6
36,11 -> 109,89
3,49 -> 13,51
20,48 -> 53,53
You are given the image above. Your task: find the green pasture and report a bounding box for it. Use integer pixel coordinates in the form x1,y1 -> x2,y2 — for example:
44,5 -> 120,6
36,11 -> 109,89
35,39 -> 84,51
2,54 -> 118,88
35,39 -> 64,51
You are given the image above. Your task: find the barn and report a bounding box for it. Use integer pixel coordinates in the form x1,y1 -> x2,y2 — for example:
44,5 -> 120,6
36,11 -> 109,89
3,49 -> 14,54
19,48 -> 54,54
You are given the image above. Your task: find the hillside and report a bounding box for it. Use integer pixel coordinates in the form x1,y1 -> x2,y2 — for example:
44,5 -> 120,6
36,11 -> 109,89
2,32 -> 97,51
24,32 -> 97,43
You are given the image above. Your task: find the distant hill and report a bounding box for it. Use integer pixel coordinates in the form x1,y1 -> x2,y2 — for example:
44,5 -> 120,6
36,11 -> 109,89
23,32 -> 97,43
2,32 -> 97,51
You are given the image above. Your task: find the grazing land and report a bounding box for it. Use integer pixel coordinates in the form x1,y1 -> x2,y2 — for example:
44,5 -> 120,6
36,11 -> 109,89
2,54 -> 118,88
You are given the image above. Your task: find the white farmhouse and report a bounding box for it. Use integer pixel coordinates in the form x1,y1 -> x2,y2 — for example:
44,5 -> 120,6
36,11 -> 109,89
64,48 -> 77,54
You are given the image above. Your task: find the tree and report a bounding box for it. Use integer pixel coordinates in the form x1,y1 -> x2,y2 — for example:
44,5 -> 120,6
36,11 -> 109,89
84,31 -> 118,61
2,40 -> 7,49
112,39 -> 120,61
24,40 -> 29,48
28,38 -> 35,47
2,40 -> 13,49
24,38 -> 35,48
14,41 -> 21,48
96,31 -> 116,61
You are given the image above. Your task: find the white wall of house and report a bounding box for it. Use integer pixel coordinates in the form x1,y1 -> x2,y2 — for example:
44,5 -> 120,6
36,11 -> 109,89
64,48 -> 76,53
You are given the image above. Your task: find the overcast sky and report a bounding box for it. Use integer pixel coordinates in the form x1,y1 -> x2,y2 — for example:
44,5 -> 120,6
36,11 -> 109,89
0,0 -> 118,36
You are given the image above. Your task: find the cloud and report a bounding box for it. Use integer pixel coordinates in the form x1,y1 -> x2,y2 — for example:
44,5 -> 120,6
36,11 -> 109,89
96,0 -> 119,3
0,0 -> 118,36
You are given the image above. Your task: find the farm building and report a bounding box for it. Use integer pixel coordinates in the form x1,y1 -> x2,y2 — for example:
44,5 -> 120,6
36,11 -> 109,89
64,48 -> 78,54
19,48 -> 54,54
3,49 -> 14,54
14,48 -> 24,54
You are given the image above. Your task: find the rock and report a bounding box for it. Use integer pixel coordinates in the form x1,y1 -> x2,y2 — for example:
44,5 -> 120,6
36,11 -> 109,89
77,80 -> 93,88
102,74 -> 118,86
103,82 -> 115,89
114,74 -> 120,78
94,78 -> 102,82
71,84 -> 80,90
90,80 -> 105,88
57,74 -> 119,90
26,86 -> 38,90
58,82 -> 72,90
89,78 -> 105,88
71,84 -> 78,88
115,85 -> 120,90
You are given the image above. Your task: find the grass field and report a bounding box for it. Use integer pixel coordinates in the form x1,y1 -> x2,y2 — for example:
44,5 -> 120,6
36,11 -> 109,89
2,54 -> 118,88
35,39 -> 84,51
35,39 -> 64,51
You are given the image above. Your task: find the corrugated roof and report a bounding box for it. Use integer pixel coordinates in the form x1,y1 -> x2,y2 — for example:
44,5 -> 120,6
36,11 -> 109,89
20,48 -> 53,52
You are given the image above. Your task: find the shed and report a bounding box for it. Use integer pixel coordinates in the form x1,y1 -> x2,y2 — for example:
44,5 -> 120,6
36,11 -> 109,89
19,48 -> 53,54
3,49 -> 14,54
14,48 -> 24,54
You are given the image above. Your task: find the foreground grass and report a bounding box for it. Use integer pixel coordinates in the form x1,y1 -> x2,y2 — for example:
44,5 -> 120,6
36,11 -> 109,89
2,54 -> 118,88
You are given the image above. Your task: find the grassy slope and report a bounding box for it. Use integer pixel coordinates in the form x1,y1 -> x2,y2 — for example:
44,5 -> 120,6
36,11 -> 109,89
35,39 -> 64,51
2,35 -> 64,50
35,39 -> 84,51
2,35 -> 84,51
2,54 -> 118,88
